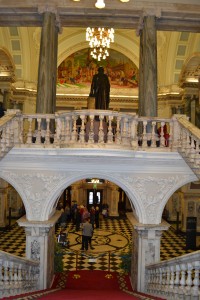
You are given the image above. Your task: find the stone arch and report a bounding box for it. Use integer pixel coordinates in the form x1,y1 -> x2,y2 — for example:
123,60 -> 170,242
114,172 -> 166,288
0,47 -> 15,81
179,52 -> 200,86
41,171 -> 144,223
158,174 -> 197,224
0,172 -> 31,219
58,30 -> 139,68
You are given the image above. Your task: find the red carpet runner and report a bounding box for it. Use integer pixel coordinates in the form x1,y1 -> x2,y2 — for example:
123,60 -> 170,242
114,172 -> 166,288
4,271 -> 165,299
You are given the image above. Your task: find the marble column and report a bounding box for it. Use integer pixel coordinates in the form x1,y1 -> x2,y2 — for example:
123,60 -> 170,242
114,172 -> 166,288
127,213 -> 169,293
109,185 -> 119,217
36,11 -> 59,116
0,179 -> 8,228
138,15 -> 157,117
17,211 -> 61,290
2,89 -> 11,110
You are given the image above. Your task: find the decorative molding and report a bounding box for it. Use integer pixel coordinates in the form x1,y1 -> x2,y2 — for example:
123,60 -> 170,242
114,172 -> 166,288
119,174 -> 195,223
31,240 -> 40,261
2,170 -> 68,219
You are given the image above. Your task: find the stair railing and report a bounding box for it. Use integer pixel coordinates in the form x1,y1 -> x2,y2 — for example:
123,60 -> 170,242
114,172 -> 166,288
0,250 -> 40,299
145,250 -> 200,300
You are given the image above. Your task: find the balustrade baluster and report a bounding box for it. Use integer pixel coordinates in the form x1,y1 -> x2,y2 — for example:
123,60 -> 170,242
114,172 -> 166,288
185,132 -> 191,158
17,115 -> 24,145
35,118 -> 42,145
13,263 -> 19,289
169,265 -> 175,298
98,115 -> 104,143
151,121 -> 157,148
3,261 -> 10,293
26,117 -> 33,144
89,115 -> 94,143
160,122 -> 165,147
9,262 -> 14,293
44,118 -> 50,145
168,121 -> 173,148
194,139 -> 200,170
71,115 -> 78,142
1,126 -> 7,153
179,263 -> 187,298
152,269 -> 157,294
107,116 -> 113,144
158,267 -> 163,295
79,115 -> 85,143
149,269 -> 154,293
142,121 -> 147,148
192,261 -> 200,298
121,117 -> 129,145
64,116 -> 71,143
181,128 -> 186,156
185,263 -> 193,297
188,136 -> 195,163
161,267 -> 167,296
115,116 -> 121,144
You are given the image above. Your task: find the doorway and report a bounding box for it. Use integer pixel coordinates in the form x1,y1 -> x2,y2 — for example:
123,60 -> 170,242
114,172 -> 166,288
87,189 -> 103,210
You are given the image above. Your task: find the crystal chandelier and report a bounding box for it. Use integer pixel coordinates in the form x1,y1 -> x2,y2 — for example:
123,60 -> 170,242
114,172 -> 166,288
86,27 -> 114,61
72,0 -> 129,9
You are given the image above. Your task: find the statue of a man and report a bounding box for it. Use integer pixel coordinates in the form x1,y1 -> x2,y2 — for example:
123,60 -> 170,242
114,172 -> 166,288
90,66 -> 110,110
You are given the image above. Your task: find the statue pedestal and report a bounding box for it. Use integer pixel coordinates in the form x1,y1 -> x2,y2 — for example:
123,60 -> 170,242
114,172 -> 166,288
87,96 -> 95,109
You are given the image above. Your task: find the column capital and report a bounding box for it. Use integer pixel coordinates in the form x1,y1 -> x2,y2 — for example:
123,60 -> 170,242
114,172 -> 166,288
17,210 -> 61,230
136,9 -> 161,36
38,5 -> 62,33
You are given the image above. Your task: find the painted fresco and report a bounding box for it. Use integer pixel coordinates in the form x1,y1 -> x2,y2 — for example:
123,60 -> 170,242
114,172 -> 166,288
57,48 -> 139,92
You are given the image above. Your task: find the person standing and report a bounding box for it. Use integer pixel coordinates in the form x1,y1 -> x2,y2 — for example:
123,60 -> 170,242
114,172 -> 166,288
81,218 -> 93,251
0,102 -> 5,118
90,66 -> 110,110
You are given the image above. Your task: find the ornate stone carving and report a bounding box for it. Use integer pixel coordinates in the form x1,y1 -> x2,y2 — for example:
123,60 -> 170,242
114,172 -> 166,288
31,240 -> 40,261
1,170 -> 71,219
119,174 -> 194,223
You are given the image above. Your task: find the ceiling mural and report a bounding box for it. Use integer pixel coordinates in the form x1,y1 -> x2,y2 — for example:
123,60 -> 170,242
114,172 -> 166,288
57,48 -> 139,97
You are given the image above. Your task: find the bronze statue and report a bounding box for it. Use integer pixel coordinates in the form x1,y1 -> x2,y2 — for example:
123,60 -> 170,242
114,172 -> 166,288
90,67 -> 110,110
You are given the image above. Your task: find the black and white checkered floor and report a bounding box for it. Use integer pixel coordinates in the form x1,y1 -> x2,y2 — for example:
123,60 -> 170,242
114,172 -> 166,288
0,216 -> 194,272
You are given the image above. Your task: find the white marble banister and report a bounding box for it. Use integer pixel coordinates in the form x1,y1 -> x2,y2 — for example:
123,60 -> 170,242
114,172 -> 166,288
1,110 -> 200,175
0,110 -> 173,151
0,112 -> 18,159
175,115 -> 200,176
0,250 -> 39,299
145,250 -> 200,300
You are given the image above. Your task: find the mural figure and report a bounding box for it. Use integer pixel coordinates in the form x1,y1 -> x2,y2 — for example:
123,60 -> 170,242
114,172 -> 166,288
90,67 -> 110,110
57,48 -> 139,93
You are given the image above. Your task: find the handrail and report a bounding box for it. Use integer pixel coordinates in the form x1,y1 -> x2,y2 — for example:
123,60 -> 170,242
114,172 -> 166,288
0,249 -> 40,299
1,110 -> 200,181
145,250 -> 200,299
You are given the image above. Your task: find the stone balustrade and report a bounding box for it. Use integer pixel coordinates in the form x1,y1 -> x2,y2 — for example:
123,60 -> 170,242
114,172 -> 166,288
0,250 -> 39,299
0,110 -> 173,153
145,250 -> 200,300
1,110 -> 200,176
176,115 -> 200,177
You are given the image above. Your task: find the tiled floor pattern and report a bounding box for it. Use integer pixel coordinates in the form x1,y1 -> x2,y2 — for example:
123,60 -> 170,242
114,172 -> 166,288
0,217 -> 194,272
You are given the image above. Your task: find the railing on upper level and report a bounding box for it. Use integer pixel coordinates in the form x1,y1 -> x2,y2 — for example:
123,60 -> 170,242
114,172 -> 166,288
145,250 -> 200,300
1,110 -> 200,173
0,250 -> 40,299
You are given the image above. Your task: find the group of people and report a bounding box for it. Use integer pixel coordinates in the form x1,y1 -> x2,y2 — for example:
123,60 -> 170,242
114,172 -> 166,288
57,203 -> 101,251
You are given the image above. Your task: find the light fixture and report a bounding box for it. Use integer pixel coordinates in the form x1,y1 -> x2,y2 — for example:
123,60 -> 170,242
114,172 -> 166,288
95,0 -> 105,9
86,27 -> 114,61
72,0 -> 129,9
